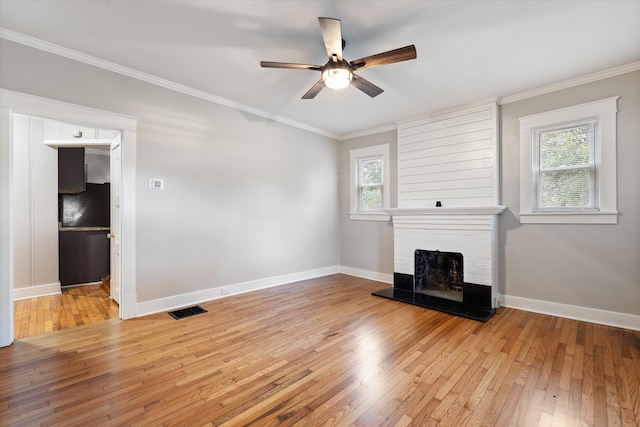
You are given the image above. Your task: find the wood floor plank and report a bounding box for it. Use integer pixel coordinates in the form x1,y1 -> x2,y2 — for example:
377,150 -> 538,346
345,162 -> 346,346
13,284 -> 119,340
1,274 -> 639,426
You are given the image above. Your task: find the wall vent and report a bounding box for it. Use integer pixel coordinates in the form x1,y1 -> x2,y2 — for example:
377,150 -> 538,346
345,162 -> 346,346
168,305 -> 207,320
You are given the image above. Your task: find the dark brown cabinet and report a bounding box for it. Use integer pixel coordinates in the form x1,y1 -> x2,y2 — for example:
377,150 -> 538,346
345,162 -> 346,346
58,147 -> 86,194
59,230 -> 110,286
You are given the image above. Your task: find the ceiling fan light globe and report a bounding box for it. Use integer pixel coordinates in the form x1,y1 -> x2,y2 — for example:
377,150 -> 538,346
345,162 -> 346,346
322,68 -> 352,90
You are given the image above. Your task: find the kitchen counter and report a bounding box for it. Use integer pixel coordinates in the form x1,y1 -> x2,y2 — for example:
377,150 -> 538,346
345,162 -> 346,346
59,226 -> 110,232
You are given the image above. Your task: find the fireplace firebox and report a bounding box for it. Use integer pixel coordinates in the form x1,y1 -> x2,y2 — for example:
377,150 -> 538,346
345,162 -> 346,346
372,249 -> 495,322
415,250 -> 463,301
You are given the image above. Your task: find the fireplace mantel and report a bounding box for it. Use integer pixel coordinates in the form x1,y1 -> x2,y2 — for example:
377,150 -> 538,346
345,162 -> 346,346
385,206 -> 506,216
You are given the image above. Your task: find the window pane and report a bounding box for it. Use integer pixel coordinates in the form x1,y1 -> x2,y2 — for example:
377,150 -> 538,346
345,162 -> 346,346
540,125 -> 591,169
361,186 -> 382,211
359,158 -> 382,185
540,169 -> 590,208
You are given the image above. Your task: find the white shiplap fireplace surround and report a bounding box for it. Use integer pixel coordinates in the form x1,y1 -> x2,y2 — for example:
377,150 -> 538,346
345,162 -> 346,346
381,101 -> 506,319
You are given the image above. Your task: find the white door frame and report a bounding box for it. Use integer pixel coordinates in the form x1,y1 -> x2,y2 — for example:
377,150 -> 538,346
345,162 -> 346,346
109,135 -> 122,304
0,89 -> 137,347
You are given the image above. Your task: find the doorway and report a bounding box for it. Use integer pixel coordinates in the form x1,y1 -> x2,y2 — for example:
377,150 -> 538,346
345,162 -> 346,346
0,89 -> 138,347
12,118 -> 118,339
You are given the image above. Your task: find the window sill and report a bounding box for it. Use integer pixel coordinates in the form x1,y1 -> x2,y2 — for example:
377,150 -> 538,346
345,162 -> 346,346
349,212 -> 391,222
519,211 -> 618,224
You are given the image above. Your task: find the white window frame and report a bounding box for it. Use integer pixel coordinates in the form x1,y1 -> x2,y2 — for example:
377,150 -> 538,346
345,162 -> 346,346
349,143 -> 390,221
519,97 -> 618,224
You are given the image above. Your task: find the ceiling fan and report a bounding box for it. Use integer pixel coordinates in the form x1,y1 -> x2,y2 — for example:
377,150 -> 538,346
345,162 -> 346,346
260,17 -> 417,99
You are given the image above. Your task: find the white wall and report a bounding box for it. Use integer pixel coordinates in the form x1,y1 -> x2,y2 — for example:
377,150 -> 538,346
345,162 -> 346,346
12,114 -> 59,296
397,103 -> 499,207
0,39 -> 340,306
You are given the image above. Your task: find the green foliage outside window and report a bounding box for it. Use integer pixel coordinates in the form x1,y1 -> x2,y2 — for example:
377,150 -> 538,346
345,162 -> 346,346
540,169 -> 590,207
538,124 -> 594,208
540,125 -> 590,168
359,158 -> 383,211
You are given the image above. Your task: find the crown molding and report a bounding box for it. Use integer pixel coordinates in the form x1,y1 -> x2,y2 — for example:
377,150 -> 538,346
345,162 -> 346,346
342,98 -> 503,142
329,58 -> 640,140
4,27 -> 637,141
396,97 -> 499,130
0,28 -> 339,140
338,123 -> 397,141
499,61 -> 640,105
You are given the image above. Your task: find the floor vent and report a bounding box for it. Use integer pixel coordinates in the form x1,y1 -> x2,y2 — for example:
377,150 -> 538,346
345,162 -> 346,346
168,305 -> 207,320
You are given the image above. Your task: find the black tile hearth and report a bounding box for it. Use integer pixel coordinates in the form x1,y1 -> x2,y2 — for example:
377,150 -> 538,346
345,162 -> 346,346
393,272 -> 414,292
462,282 -> 492,309
372,287 -> 495,322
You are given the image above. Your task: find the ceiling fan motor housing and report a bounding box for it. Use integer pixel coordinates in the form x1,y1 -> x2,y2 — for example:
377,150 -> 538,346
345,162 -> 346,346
322,60 -> 353,89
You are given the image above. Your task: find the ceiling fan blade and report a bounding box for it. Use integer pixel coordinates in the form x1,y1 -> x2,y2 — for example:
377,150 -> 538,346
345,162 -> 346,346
302,79 -> 326,99
350,45 -> 417,70
351,74 -> 384,98
260,61 -> 322,71
318,17 -> 343,61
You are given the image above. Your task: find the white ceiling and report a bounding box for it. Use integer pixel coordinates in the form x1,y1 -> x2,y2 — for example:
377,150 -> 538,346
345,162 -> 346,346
1,0 -> 639,138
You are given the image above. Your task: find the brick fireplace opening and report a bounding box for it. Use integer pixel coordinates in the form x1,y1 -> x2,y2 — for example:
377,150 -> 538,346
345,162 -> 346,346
373,245 -> 496,322
370,205 -> 505,322
415,250 -> 464,301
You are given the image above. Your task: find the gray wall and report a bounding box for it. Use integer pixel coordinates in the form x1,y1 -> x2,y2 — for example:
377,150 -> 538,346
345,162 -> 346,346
338,130 -> 396,275
0,39 -> 340,303
2,37 -> 637,316
338,73 -> 639,317
500,71 -> 640,316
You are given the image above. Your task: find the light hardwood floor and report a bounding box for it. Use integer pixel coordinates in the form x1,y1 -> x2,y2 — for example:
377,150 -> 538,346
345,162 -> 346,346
1,274 -> 639,426
13,282 -> 119,339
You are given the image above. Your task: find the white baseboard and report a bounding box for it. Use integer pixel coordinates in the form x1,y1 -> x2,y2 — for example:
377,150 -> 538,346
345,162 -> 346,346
13,282 -> 61,300
500,294 -> 640,331
339,266 -> 393,284
136,265 -> 341,317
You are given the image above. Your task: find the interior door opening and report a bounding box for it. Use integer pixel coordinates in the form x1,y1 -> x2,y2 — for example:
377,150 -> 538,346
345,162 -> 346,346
1,90 -> 139,347
11,115 -> 122,339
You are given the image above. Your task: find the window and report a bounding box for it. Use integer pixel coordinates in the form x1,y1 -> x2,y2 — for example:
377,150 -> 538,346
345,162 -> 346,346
519,97 -> 618,224
534,120 -> 596,210
358,157 -> 383,211
349,143 -> 390,221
